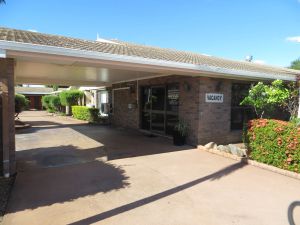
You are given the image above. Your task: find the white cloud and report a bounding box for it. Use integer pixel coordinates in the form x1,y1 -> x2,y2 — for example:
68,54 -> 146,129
253,60 -> 265,65
28,29 -> 37,33
286,36 -> 300,43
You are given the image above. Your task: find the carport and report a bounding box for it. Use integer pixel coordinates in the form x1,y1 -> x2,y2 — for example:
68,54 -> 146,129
0,40 -> 187,177
0,28 -> 211,177
0,27 -> 299,177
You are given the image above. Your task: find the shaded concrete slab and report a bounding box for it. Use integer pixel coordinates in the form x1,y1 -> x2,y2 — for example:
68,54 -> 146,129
3,111 -> 300,225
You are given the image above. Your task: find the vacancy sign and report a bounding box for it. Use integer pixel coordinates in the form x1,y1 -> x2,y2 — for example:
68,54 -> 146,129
205,93 -> 224,103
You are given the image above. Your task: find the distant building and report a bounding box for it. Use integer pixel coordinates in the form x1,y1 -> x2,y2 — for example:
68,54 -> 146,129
79,86 -> 109,116
15,86 -> 67,110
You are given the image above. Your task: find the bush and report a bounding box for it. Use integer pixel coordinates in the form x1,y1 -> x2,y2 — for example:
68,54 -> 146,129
42,95 -> 61,112
41,95 -> 51,109
245,119 -> 300,173
49,95 -> 61,111
59,90 -> 83,106
15,94 -> 29,115
72,106 -> 99,122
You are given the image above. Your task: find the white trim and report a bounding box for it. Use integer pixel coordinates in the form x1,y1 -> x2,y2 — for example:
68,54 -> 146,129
15,92 -> 49,95
0,40 -> 298,81
0,49 -> 6,58
111,74 -> 174,84
112,87 -> 130,91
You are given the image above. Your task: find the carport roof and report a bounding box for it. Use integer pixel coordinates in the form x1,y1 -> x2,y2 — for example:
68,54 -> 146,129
0,27 -> 299,82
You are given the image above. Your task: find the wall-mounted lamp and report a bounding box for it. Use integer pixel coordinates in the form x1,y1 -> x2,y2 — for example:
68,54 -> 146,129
215,81 -> 223,92
183,82 -> 191,92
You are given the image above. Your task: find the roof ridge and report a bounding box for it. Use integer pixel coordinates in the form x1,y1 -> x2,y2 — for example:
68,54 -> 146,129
109,39 -> 299,74
0,26 -> 299,76
0,26 -> 122,46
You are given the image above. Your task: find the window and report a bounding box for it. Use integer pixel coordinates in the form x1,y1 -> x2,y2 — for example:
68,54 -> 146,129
231,83 -> 255,130
97,91 -> 109,116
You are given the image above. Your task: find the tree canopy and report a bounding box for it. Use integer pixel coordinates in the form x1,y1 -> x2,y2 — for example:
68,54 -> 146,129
240,80 -> 290,118
290,58 -> 300,70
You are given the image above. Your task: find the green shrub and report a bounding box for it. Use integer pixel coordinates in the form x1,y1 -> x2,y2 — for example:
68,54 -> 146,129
72,106 -> 99,122
15,94 -> 29,115
59,90 -> 83,106
49,95 -> 61,111
245,119 -> 300,173
42,95 -> 61,112
41,95 -> 51,109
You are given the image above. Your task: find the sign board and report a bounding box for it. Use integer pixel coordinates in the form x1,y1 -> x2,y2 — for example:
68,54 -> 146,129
205,93 -> 224,103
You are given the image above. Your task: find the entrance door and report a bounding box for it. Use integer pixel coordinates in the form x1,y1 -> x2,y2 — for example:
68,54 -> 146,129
141,84 -> 179,135
150,86 -> 165,133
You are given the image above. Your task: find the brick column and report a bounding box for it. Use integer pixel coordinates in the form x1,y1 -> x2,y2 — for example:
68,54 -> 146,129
0,58 -> 16,176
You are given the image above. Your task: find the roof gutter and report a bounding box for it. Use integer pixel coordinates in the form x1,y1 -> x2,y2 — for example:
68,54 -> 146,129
0,40 -> 297,81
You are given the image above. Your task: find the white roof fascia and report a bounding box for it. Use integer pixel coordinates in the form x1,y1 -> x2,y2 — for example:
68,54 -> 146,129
0,40 -> 297,81
15,92 -> 50,95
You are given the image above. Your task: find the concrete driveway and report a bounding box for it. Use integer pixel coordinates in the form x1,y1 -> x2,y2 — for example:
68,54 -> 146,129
3,111 -> 300,225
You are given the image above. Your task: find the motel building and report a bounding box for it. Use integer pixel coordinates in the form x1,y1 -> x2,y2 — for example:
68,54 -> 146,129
0,27 -> 300,176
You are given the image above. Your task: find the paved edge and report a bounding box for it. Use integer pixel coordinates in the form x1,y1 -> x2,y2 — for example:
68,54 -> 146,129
198,146 -> 300,180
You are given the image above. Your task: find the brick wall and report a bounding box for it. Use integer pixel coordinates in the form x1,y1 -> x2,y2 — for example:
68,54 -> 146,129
111,76 -> 200,145
111,81 -> 139,129
198,77 -> 244,145
111,75 -> 248,146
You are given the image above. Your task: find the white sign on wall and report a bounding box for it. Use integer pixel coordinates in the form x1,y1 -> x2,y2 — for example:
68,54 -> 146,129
205,93 -> 224,103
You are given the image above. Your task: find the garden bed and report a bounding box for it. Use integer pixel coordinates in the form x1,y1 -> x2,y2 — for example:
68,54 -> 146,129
201,118 -> 300,179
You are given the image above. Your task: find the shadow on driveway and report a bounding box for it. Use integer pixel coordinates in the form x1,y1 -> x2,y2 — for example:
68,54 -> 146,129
7,145 -> 130,214
68,160 -> 247,225
17,119 -> 192,160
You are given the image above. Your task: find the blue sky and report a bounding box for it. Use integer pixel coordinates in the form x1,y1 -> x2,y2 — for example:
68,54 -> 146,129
1,0 -> 300,67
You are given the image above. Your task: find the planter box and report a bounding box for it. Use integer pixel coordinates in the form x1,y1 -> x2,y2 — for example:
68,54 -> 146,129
173,131 -> 186,146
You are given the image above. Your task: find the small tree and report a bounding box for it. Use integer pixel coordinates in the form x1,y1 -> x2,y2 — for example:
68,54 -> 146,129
289,58 -> 300,118
49,95 -> 61,111
240,80 -> 289,118
42,95 -> 62,113
42,95 -> 51,110
282,82 -> 299,119
15,94 -> 29,118
290,58 -> 300,70
59,90 -> 83,115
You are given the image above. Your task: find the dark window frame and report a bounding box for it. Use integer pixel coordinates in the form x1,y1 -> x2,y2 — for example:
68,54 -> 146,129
230,83 -> 255,130
140,83 -> 179,135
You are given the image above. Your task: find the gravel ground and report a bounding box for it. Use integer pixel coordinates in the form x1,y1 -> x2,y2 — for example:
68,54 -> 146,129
0,176 -> 15,224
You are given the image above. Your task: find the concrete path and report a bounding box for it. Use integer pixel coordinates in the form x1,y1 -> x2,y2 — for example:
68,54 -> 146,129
3,111 -> 300,225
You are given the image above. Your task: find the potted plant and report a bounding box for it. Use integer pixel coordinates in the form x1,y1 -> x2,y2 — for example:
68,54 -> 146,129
173,120 -> 188,146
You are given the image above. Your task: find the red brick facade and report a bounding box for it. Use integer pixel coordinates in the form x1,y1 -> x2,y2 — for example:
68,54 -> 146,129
111,75 -> 247,146
0,58 -> 16,175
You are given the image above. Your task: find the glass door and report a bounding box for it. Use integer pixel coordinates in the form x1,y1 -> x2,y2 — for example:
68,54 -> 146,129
150,86 -> 166,133
141,84 -> 179,135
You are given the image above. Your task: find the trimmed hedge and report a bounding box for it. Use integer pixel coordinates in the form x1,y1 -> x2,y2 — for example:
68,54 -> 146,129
15,94 -> 29,115
72,106 -> 99,122
245,119 -> 300,173
59,90 -> 83,106
42,95 -> 61,112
